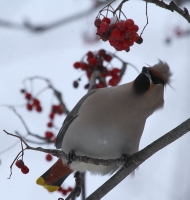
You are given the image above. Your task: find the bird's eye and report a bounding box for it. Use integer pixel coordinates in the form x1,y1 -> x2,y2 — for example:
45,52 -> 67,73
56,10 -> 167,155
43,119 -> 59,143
149,71 -> 165,85
152,77 -> 165,85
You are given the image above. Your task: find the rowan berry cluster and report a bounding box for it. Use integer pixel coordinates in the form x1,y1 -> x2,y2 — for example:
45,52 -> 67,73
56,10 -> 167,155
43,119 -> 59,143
58,186 -> 73,196
15,159 -> 29,174
21,89 -> 42,112
73,49 -> 122,88
94,17 -> 143,51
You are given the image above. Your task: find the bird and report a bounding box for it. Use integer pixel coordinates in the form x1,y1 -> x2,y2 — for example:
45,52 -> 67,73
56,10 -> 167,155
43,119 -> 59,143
36,60 -> 172,192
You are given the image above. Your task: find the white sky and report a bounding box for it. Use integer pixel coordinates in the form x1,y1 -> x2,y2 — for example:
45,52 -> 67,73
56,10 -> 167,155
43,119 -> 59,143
0,0 -> 190,200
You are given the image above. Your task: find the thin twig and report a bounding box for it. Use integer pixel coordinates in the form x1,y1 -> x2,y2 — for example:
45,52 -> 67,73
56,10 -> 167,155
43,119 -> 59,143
140,1 -> 148,37
24,76 -> 70,115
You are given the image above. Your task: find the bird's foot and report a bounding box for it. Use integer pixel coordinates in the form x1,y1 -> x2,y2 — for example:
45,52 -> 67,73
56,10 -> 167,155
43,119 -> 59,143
74,171 -> 82,197
67,149 -> 76,165
120,154 -> 130,167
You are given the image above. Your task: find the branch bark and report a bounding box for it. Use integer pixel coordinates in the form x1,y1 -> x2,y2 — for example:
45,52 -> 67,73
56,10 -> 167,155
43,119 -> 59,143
86,118 -> 190,199
144,0 -> 190,23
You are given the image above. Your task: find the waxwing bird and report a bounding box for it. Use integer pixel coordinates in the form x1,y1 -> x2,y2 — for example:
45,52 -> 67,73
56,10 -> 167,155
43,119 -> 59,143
36,60 -> 172,192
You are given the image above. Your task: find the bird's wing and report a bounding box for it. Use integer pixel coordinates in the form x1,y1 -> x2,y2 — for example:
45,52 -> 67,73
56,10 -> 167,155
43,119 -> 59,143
55,89 -> 97,148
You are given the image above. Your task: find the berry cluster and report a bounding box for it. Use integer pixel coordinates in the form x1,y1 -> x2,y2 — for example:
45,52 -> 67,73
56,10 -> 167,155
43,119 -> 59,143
94,17 -> 143,51
58,186 -> 73,196
73,49 -> 122,88
21,89 -> 42,112
15,159 -> 29,174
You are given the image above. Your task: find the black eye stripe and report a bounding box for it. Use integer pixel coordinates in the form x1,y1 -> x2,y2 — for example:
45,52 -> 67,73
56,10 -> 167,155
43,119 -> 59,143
149,71 -> 165,85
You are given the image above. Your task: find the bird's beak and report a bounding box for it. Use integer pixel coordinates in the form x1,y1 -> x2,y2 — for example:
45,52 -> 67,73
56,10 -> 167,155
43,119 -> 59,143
142,67 -> 151,80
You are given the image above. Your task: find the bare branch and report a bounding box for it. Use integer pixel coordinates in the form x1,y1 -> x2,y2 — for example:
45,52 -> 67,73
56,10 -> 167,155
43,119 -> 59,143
0,1 -> 112,33
145,0 -> 190,23
88,71 -> 102,91
86,118 -> 190,199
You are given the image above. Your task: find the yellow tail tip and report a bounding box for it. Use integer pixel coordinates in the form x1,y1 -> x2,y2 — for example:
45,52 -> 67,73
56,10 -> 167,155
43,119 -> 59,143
44,185 -> 59,192
36,177 -> 59,192
36,177 -> 45,186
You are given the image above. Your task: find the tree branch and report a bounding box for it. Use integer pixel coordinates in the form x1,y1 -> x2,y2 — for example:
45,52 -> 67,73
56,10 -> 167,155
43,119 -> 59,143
145,0 -> 190,23
0,1 -> 112,33
86,118 -> 190,199
4,118 -> 190,198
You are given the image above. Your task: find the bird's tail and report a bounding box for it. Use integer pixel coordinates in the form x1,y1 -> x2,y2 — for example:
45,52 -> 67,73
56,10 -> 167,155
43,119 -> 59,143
36,158 -> 73,192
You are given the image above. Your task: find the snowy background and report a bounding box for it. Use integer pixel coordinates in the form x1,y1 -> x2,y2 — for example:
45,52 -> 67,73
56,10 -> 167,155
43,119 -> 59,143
0,0 -> 190,199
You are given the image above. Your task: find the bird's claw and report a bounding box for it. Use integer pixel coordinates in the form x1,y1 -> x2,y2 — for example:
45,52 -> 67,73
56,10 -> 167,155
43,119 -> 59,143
67,149 -> 76,165
121,154 -> 130,167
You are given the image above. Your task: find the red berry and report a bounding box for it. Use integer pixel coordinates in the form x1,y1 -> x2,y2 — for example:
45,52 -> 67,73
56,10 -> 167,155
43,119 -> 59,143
104,54 -> 112,62
46,154 -> 53,161
56,105 -> 63,115
87,51 -> 94,58
97,27 -> 103,35
114,42 -> 123,51
102,17 -> 111,24
47,122 -> 53,127
80,62 -> 88,70
25,93 -> 32,100
124,27 -> 132,38
125,19 -> 134,29
117,31 -> 125,41
94,18 -> 102,27
88,57 -> 97,66
45,131 -> 54,139
128,40 -> 134,46
110,68 -> 120,75
131,25 -> 139,33
116,21 -> 125,31
110,28 -> 121,39
73,81 -> 79,88
36,105 -> 42,112
100,22 -> 109,33
123,39 -> 130,48
49,112 -> 54,120
109,75 -> 121,86
15,160 -> 24,168
21,165 -> 29,174
33,98 -> 40,106
26,103 -> 33,111
73,62 -> 81,69
98,49 -> 106,56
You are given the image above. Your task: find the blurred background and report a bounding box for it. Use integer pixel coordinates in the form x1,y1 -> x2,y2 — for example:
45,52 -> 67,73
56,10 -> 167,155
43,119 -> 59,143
0,0 -> 190,199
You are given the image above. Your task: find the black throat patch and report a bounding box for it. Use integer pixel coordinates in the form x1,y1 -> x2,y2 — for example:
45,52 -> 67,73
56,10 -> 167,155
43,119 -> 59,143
133,73 -> 150,95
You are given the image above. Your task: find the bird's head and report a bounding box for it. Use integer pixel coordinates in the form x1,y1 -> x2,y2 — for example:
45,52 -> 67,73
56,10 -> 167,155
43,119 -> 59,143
133,60 -> 172,111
